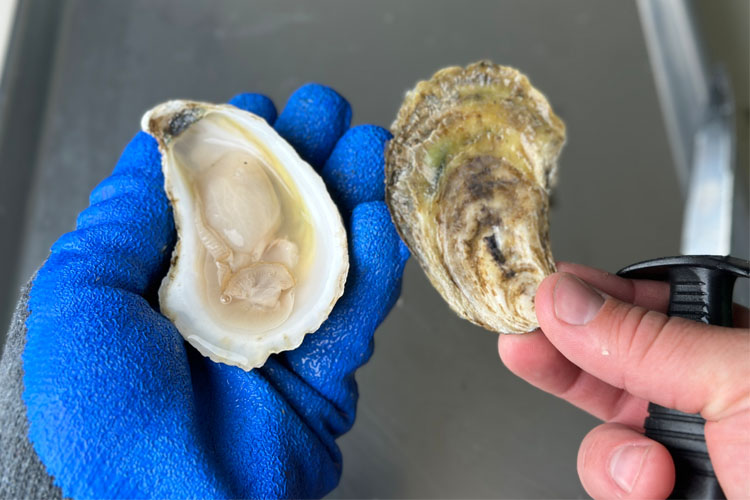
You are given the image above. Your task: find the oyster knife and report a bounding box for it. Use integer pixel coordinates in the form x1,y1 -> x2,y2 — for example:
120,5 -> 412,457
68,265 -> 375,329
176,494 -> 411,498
620,3 -> 750,495
615,66 -> 748,500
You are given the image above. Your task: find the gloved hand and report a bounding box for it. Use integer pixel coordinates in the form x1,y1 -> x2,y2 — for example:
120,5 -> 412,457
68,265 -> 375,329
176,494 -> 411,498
19,84 -> 409,499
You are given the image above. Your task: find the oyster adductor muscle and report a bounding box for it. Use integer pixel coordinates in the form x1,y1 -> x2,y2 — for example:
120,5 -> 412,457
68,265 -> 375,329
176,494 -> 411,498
142,100 -> 348,370
385,61 -> 566,334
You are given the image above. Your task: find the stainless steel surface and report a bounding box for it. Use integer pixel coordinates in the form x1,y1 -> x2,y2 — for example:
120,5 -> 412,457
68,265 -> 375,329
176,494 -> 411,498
636,0 -> 713,193
681,68 -> 734,256
0,0 -> 688,497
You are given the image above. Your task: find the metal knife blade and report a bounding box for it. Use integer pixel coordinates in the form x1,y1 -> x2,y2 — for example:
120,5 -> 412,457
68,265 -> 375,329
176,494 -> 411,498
681,68 -> 735,255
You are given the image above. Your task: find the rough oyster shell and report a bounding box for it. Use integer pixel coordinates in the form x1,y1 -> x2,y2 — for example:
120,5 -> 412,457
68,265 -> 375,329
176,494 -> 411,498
385,61 -> 566,334
142,101 -> 348,370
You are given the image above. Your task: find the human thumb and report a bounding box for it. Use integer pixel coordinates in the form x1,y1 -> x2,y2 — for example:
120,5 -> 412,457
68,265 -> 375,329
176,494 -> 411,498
535,272 -> 749,421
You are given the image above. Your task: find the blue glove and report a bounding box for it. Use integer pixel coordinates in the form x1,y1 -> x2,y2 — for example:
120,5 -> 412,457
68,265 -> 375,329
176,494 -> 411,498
23,84 -> 410,499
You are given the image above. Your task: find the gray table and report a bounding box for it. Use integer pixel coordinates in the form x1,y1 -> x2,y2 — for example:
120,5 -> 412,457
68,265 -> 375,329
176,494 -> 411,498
0,0 -> 685,497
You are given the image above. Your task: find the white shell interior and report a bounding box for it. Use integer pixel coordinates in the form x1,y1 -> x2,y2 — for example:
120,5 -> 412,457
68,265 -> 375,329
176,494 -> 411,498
142,102 -> 348,370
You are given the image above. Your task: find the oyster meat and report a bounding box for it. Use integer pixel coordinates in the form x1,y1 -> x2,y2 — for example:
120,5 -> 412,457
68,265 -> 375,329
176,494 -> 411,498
142,101 -> 348,370
385,61 -> 566,334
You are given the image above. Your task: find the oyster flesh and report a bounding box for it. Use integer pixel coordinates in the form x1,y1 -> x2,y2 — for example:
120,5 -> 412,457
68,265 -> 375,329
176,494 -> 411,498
142,101 -> 348,370
385,61 -> 565,334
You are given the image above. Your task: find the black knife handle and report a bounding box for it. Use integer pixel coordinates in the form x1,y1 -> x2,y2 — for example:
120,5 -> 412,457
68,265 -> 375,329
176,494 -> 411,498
617,255 -> 749,500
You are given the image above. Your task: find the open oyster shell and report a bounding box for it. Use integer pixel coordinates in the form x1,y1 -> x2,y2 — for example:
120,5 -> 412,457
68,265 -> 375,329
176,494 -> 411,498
142,101 -> 348,370
385,61 -> 566,334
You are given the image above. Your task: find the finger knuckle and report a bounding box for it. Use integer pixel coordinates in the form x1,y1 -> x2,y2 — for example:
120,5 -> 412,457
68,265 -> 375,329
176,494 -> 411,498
607,302 -> 670,386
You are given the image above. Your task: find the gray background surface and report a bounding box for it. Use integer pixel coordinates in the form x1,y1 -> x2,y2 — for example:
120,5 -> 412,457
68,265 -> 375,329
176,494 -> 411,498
0,1 -> 746,498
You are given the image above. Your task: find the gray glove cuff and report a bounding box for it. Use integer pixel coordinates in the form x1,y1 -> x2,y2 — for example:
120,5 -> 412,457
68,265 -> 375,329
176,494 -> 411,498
0,281 -> 63,499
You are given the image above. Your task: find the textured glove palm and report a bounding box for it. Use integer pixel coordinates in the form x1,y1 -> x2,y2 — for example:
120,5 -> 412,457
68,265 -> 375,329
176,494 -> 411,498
22,85 -> 409,499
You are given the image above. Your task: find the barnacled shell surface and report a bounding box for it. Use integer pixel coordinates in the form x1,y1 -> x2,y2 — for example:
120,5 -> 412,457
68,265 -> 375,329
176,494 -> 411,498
142,101 -> 348,370
385,61 -> 566,334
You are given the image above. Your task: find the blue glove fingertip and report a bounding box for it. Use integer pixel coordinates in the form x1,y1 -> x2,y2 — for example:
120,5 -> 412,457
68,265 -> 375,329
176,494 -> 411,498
228,93 -> 278,125
112,132 -> 162,181
275,83 -> 352,169
321,125 -> 392,216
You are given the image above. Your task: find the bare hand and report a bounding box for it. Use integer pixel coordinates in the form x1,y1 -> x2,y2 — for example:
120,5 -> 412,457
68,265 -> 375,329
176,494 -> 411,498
498,262 -> 750,499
